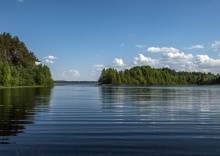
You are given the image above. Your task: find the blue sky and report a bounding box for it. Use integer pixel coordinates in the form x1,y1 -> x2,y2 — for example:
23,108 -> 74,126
1,0 -> 220,81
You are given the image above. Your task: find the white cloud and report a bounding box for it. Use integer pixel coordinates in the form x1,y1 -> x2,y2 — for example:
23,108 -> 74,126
45,59 -> 54,64
90,64 -> 105,76
135,44 -> 146,48
43,55 -> 57,64
120,44 -> 125,47
93,64 -> 105,71
163,52 -> 193,59
211,41 -> 220,51
61,69 -> 81,80
164,65 -> 170,68
133,57 -> 139,65
147,47 -> 179,53
158,50 -> 194,72
160,57 -> 195,72
185,45 -> 204,49
134,54 -> 159,65
132,51 -> 195,72
18,0 -> 24,2
113,58 -> 125,66
69,70 -> 81,77
134,53 -> 220,73
107,44 -> 220,75
43,55 -> 57,59
192,45 -> 204,49
196,55 -> 220,68
35,61 -> 41,65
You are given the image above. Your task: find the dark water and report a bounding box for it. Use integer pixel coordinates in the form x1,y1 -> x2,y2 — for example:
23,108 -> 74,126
0,84 -> 220,155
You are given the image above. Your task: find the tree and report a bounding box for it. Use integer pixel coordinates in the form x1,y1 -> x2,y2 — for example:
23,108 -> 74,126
2,62 -> 11,86
36,65 -> 54,86
0,32 -> 54,87
98,68 -> 106,84
116,72 -> 121,85
0,59 -> 3,85
98,65 -> 220,86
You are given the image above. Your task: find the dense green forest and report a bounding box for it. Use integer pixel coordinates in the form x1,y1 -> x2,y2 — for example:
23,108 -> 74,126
0,32 -> 53,87
98,66 -> 220,85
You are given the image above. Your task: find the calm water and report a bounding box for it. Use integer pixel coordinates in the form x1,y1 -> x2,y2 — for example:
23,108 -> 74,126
0,84 -> 220,155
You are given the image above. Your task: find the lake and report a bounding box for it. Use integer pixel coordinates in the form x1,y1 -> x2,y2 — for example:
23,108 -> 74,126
0,84 -> 220,155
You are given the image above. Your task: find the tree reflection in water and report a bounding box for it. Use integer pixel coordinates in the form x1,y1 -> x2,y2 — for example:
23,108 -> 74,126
100,86 -> 154,110
0,87 -> 52,144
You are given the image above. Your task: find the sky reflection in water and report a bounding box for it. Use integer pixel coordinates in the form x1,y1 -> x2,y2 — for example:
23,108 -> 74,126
0,85 -> 220,155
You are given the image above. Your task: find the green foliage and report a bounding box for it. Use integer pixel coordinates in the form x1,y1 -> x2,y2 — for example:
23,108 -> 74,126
98,68 -> 118,85
2,62 -> 11,86
98,66 -> 220,86
0,32 -> 53,87
36,65 -> 54,86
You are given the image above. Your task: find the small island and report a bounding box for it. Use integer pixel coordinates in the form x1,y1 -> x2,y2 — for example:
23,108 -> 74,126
0,32 -> 53,87
98,66 -> 220,85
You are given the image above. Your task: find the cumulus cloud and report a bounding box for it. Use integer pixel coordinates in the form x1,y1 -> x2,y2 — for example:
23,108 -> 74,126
90,64 -> 105,76
134,53 -> 220,73
45,59 -> 54,64
147,47 -> 179,53
109,44 -> 220,74
134,54 -> 159,65
164,65 -> 170,68
69,70 -> 81,77
211,41 -> 220,51
185,45 -> 204,49
133,57 -> 139,65
43,55 -> 57,64
93,64 -> 105,71
145,47 -> 193,71
135,44 -> 146,48
43,55 -> 57,59
113,58 -> 125,66
160,57 -> 195,72
61,69 -> 81,80
163,52 -> 193,59
196,55 -> 220,68
132,51 -> 195,72
35,61 -> 41,65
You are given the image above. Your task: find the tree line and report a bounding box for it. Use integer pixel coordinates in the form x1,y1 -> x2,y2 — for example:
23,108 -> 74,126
0,32 -> 54,87
98,66 -> 220,85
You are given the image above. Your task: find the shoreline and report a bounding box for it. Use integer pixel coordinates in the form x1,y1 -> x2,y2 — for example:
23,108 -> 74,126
0,85 -> 53,89
98,83 -> 220,87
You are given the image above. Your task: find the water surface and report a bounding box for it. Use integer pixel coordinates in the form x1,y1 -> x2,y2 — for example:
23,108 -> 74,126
0,85 -> 220,155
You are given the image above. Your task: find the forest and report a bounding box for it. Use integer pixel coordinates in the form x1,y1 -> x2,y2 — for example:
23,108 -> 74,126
0,32 -> 53,87
98,66 -> 220,85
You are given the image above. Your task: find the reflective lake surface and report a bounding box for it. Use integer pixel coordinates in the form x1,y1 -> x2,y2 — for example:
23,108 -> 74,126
1,84 -> 220,155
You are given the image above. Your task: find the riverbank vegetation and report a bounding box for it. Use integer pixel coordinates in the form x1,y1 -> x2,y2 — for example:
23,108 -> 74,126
0,32 -> 53,87
98,66 -> 220,85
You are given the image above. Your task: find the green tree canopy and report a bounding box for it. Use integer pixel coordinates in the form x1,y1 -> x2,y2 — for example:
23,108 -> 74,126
98,66 -> 220,86
0,32 -> 53,87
